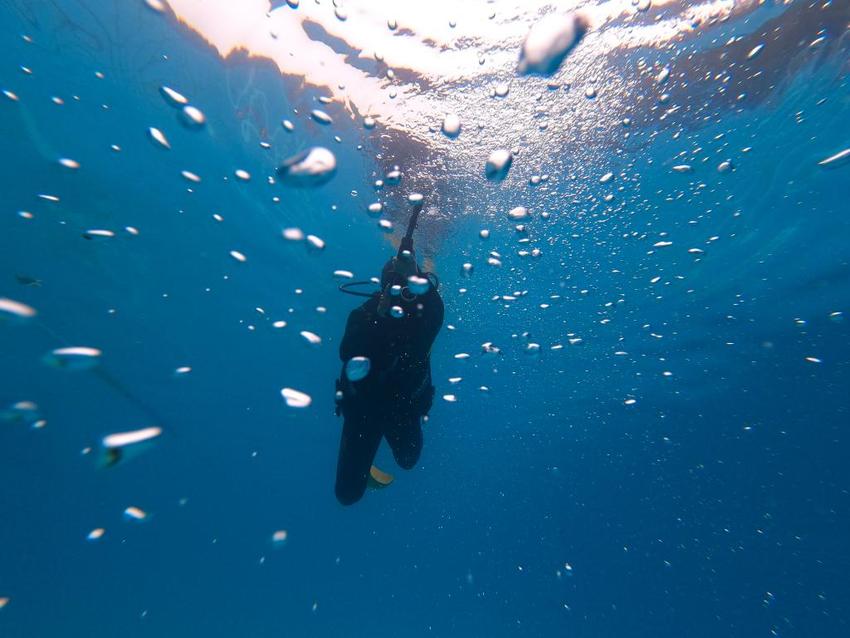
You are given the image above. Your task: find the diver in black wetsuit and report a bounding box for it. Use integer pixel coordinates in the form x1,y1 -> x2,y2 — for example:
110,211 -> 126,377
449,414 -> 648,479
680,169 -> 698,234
334,201 -> 444,505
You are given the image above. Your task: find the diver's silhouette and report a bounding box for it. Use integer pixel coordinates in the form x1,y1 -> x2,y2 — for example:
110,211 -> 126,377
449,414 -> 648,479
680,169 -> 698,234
334,200 -> 444,505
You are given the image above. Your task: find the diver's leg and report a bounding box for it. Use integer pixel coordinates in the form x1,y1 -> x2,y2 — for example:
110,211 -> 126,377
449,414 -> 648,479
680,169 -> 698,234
335,412 -> 382,505
384,414 -> 422,470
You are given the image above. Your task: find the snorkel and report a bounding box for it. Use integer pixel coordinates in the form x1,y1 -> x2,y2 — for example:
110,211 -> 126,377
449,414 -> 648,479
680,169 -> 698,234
377,199 -> 423,316
398,196 -> 423,258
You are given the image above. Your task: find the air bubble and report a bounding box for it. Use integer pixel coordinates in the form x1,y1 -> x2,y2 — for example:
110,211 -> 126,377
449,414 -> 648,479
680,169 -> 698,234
485,149 -> 513,181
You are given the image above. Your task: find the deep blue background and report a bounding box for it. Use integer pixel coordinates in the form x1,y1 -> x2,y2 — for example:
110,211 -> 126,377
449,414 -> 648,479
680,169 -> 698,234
1,2 -> 848,637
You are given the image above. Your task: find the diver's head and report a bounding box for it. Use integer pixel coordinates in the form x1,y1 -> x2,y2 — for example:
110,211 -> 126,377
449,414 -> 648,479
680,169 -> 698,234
380,249 -> 419,289
377,250 -> 421,316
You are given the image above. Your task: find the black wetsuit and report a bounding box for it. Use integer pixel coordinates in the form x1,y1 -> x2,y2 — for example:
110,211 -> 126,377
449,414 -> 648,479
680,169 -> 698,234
334,287 -> 444,505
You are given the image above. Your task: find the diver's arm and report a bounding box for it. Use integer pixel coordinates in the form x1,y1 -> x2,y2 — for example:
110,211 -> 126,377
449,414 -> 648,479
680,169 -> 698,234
422,289 -> 444,351
403,289 -> 443,366
411,292 -> 441,417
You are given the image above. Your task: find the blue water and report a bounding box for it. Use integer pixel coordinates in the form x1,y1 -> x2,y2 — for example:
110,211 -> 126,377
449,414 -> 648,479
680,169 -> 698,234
1,1 -> 849,636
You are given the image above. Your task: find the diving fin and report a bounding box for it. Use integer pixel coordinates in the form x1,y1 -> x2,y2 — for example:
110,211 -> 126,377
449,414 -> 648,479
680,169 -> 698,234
367,465 -> 394,489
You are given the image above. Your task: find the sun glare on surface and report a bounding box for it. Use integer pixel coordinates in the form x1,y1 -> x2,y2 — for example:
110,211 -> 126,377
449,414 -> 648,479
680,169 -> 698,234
166,0 -> 750,132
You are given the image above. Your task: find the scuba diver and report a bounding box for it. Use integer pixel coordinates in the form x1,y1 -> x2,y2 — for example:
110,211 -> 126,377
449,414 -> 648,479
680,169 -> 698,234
334,199 -> 444,505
